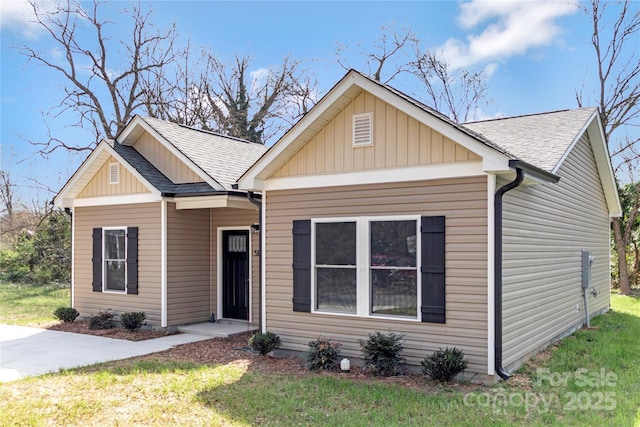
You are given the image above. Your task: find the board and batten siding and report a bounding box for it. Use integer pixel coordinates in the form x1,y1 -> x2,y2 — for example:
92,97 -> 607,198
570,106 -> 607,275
501,133 -> 611,370
271,90 -> 480,178
210,208 -> 261,324
73,203 -> 162,325
166,203 -> 211,325
77,156 -> 150,198
264,177 -> 489,374
133,131 -> 203,184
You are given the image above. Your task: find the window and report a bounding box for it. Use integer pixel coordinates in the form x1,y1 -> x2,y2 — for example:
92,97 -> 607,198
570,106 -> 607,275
92,227 -> 138,295
104,228 -> 126,292
312,217 -> 419,319
293,216 -> 445,323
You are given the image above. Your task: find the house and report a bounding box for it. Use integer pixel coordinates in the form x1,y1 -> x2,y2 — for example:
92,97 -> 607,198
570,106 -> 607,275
54,116 -> 267,328
237,70 -> 621,382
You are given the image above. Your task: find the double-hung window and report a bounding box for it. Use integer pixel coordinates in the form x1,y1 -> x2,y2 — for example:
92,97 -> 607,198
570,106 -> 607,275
312,216 -> 420,320
103,228 -> 127,292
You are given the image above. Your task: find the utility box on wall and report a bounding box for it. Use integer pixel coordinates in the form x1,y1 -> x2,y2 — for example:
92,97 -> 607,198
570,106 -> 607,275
582,250 -> 595,289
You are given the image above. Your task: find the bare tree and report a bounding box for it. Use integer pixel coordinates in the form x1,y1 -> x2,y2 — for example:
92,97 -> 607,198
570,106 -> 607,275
0,171 -> 15,219
337,23 -> 417,84
411,49 -> 489,123
577,0 -> 640,295
337,24 -> 489,123
149,52 -> 318,144
16,0 -> 180,154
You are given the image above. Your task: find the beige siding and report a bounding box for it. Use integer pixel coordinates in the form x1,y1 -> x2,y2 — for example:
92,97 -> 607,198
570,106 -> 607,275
211,208 -> 260,323
264,177 -> 488,373
271,91 -> 480,178
73,203 -> 162,325
133,132 -> 203,184
501,133 -> 610,369
77,156 -> 150,198
166,203 -> 211,325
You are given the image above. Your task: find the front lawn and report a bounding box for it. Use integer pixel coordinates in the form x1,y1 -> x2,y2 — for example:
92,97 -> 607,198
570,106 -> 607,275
0,280 -> 70,326
0,291 -> 638,426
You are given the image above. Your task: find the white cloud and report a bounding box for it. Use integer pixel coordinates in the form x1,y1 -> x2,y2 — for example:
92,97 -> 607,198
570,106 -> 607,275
0,0 -> 62,39
440,0 -> 579,69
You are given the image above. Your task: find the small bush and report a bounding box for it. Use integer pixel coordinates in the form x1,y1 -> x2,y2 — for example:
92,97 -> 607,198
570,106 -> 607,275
53,307 -> 79,323
248,332 -> 281,355
421,347 -> 468,382
305,337 -> 341,371
360,331 -> 405,376
120,311 -> 147,331
89,311 -> 115,330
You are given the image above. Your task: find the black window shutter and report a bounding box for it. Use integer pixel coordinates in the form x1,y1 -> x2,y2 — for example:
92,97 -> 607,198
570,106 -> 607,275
126,227 -> 139,295
292,219 -> 311,312
421,216 -> 446,323
92,228 -> 102,292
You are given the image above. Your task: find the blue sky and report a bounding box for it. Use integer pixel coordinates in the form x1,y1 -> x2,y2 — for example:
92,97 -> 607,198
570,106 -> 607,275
0,1 -> 611,204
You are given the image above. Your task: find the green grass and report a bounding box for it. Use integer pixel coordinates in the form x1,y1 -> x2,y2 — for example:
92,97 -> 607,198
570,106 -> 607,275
0,288 -> 639,426
0,280 -> 70,325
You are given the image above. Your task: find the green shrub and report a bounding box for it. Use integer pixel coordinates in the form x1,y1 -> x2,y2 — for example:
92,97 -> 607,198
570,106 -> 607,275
305,337 -> 341,371
360,331 -> 405,376
89,311 -> 115,330
420,347 -> 468,382
248,332 -> 281,355
53,307 -> 79,323
120,311 -> 147,331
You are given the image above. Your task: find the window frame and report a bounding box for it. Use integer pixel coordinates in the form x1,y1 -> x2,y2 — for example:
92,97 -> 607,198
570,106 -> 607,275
311,215 -> 421,321
102,226 -> 127,293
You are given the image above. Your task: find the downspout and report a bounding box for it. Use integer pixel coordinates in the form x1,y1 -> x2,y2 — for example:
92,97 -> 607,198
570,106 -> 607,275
247,191 -> 262,332
494,167 -> 524,381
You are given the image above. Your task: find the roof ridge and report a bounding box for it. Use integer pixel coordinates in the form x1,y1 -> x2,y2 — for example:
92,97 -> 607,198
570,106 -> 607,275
141,116 -> 260,145
464,107 -> 597,125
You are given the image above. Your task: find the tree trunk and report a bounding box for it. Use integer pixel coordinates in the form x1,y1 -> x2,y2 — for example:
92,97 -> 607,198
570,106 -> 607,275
613,217 -> 631,295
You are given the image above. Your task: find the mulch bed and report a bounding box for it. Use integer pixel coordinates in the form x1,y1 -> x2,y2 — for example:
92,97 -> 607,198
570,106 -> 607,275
46,321 -> 486,393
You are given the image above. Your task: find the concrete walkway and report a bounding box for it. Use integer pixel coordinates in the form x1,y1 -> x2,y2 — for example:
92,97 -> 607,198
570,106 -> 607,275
0,324 -> 212,382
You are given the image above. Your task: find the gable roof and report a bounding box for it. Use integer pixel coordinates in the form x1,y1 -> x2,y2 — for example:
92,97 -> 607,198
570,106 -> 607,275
237,69 -> 620,216
118,116 -> 268,191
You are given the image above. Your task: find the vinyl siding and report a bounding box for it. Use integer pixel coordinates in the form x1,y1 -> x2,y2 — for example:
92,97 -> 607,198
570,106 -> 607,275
211,208 -> 261,324
264,177 -> 489,373
77,156 -> 150,198
166,203 -> 211,325
501,133 -> 610,369
271,90 -> 480,178
73,203 -> 162,325
133,131 -> 203,184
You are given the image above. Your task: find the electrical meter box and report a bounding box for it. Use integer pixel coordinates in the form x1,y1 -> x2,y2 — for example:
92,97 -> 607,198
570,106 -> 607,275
582,250 -> 595,289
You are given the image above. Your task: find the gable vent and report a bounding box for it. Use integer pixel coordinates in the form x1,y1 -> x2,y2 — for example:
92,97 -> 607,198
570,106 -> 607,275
353,112 -> 373,146
109,162 -> 120,185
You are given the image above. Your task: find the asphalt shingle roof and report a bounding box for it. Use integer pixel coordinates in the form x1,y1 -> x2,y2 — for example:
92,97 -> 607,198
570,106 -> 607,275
138,117 -> 268,190
464,108 -> 597,172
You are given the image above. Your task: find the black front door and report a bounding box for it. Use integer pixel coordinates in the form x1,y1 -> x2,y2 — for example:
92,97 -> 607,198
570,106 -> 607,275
222,230 -> 250,320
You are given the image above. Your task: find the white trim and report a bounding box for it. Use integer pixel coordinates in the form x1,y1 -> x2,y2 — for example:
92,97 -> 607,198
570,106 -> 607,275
261,192 -> 267,332
238,70 -> 511,190
117,116 -> 225,191
311,215 -> 421,321
170,195 -> 257,210
217,226 -> 252,323
73,193 -> 161,207
161,200 -> 167,327
487,174 -> 496,376
71,210 -> 75,308
263,162 -> 486,191
54,140 -> 161,208
102,226 -> 127,293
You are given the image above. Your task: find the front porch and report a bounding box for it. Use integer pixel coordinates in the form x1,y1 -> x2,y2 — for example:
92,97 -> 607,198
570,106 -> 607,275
177,319 -> 259,338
